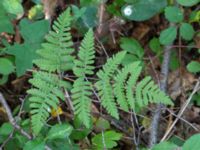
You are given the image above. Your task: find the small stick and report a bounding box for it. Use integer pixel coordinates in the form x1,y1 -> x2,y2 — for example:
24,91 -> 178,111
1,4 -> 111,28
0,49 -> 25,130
0,92 -> 32,140
161,78 -> 200,141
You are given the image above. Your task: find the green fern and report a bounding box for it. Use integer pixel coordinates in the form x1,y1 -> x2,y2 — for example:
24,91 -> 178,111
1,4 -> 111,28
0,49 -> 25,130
96,51 -> 126,119
27,8 -> 74,135
71,29 -> 95,128
33,8 -> 74,72
96,52 -> 173,118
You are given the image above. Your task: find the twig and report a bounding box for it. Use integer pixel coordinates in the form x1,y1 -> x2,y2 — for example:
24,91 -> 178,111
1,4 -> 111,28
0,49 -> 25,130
166,108 -> 199,131
149,45 -> 172,147
161,79 -> 200,141
0,92 -> 32,140
0,130 -> 15,149
0,92 -> 52,150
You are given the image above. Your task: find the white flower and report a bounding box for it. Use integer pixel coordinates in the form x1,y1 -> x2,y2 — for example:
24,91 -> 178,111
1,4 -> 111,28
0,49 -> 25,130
123,5 -> 133,16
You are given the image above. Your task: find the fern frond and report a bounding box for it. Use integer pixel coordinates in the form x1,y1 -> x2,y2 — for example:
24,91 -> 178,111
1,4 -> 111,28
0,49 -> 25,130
135,76 -> 173,107
28,8 -> 73,135
96,51 -> 126,119
27,72 -> 70,135
71,29 -> 95,127
33,8 -> 74,72
114,62 -> 142,111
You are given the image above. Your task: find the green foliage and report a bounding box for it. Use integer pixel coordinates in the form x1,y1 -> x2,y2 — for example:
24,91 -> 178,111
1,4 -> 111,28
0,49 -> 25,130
177,0 -> 200,7
187,61 -> 200,73
96,52 -> 126,119
46,124 -> 73,140
72,5 -> 98,33
0,58 -> 14,75
120,37 -> 144,65
2,0 -> 24,17
96,52 -> 173,118
121,0 -> 167,21
28,4 -> 43,20
149,37 -> 162,54
159,26 -> 177,45
71,29 -> 95,128
0,58 -> 14,84
27,8 -> 74,135
7,19 -> 49,76
152,141 -> 179,150
92,130 -> 122,149
0,3 -> 14,33
183,134 -> 200,150
180,23 -> 195,41
24,139 -> 45,150
164,6 -> 183,23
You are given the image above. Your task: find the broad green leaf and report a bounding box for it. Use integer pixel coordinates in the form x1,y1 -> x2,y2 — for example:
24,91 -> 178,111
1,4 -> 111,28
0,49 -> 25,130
0,123 -> 14,136
92,130 -> 122,149
120,37 -> 144,58
152,141 -> 179,150
0,3 -> 14,33
164,6 -> 183,23
187,61 -> 200,73
7,43 -> 40,76
95,118 -> 110,131
121,0 -> 167,21
70,117 -> 91,140
46,124 -> 73,140
19,19 -> 50,43
75,6 -> 98,33
183,134 -> 200,150
149,37 -> 162,54
159,26 -> 177,45
23,139 -> 45,150
2,0 -> 24,17
177,0 -> 200,7
180,23 -> 195,41
71,5 -> 86,20
0,58 -> 14,75
7,19 -> 49,76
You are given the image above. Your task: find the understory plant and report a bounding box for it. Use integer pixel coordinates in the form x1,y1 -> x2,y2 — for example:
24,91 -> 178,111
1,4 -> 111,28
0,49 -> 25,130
27,8 -> 173,136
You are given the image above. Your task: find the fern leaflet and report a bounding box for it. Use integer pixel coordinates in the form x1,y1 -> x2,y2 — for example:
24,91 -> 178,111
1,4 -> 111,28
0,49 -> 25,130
27,8 -> 73,135
71,29 -> 95,127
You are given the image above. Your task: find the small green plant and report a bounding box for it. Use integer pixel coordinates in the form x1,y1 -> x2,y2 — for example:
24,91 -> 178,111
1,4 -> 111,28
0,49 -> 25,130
27,8 -> 173,135
27,8 -> 74,135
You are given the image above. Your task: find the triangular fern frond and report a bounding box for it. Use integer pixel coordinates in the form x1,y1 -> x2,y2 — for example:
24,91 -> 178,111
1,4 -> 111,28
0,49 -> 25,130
96,52 -> 172,118
27,72 -> 69,135
71,29 -> 95,127
96,51 -> 126,119
28,8 -> 74,135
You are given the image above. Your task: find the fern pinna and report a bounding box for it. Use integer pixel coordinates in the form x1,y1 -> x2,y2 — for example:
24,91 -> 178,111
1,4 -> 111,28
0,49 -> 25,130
27,8 -> 74,135
71,29 -> 95,128
96,52 -> 173,119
